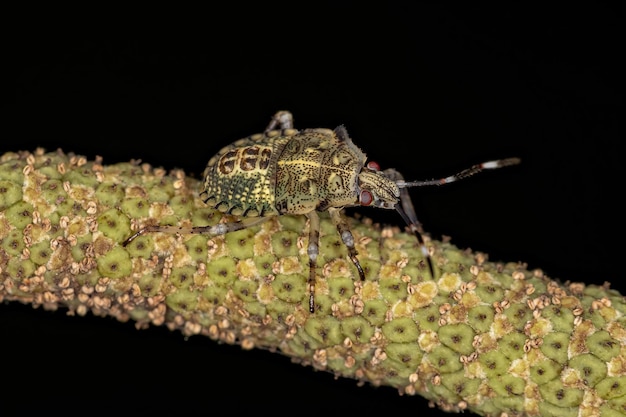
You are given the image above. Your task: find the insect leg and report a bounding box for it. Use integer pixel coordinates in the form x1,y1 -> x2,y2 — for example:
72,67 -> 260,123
383,168 -> 435,277
122,216 -> 271,247
305,211 -> 321,313
328,207 -> 366,281
265,110 -> 294,131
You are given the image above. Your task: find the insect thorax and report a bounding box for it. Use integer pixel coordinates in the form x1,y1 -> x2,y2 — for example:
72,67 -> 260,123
202,127 -> 367,217
274,128 -> 366,214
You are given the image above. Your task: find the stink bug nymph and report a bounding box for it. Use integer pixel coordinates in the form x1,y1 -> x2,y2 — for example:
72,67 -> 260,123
123,111 -> 520,313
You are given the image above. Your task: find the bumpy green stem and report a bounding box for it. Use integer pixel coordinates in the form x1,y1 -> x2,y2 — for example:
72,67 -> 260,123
1,149 -> 625,416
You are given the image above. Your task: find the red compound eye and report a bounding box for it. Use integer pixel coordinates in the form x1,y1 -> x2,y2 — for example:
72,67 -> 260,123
367,161 -> 380,171
360,190 -> 373,206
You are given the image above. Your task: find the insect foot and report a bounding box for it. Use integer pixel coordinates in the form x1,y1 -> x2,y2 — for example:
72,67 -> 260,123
123,111 -> 520,313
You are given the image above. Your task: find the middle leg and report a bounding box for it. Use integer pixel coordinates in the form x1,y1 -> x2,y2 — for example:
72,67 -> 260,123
328,208 -> 366,282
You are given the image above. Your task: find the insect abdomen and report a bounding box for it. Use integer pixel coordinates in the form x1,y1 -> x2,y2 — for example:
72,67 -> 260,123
202,131 -> 294,217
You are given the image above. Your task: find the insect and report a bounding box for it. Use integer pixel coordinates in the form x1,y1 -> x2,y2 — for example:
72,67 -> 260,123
123,111 -> 520,313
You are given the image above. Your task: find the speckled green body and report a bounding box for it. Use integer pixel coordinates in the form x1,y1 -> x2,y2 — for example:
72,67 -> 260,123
1,149 -> 625,416
202,126 -> 367,216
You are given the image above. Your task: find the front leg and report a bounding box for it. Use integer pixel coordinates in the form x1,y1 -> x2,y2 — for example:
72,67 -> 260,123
328,208 -> 366,282
383,168 -> 434,277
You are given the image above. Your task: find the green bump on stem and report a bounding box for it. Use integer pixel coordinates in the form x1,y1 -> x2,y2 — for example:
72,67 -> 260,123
491,374 -> 526,397
587,330 -> 621,362
233,279 -> 259,302
184,235 -> 207,263
2,229 -> 25,256
266,299 -> 295,323
474,283 -> 504,304
569,353 -> 607,387
0,179 -> 23,210
537,402 -> 579,417
97,208 -> 131,241
503,302 -> 532,330
158,215 -> 179,229
414,305 -> 441,332
138,272 -> 163,297
270,230 -> 299,258
146,181 -> 175,202
381,317 -> 419,343
538,379 -> 584,407
384,342 -> 423,369
379,276 -> 408,303
40,179 -> 66,205
71,234 -> 94,261
399,263 -> 422,281
224,228 -> 255,259
120,197 -> 150,218
74,271 -> 99,287
276,214 -> 306,232
7,257 -> 36,280
479,350 -> 510,377
340,316 -> 374,344
201,285 -> 227,305
311,294 -> 333,315
491,396 -> 525,416
289,328 -> 323,351
358,258 -> 381,281
57,197 -> 86,219
242,301 -> 266,319
426,346 -> 463,373
303,316 -> 343,346
599,405 -> 626,417
63,167 -> 98,188
169,266 -> 196,289
96,246 -> 131,279
361,299 -> 388,327
271,274 -> 306,303
530,358 -> 562,385
540,332 -> 570,364
499,331 -> 526,360
31,157 -> 58,180
166,288 -> 198,314
588,306 -> 608,329
327,276 -> 354,302
467,304 -> 495,333
169,195 -> 194,218
542,305 -> 575,333
4,201 -> 34,229
320,234 -> 347,259
206,257 -> 237,286
604,393 -> 626,415
440,370 -> 481,399
379,358 -> 414,386
110,163 -> 144,180
125,235 -> 154,259
437,323 -> 476,356
441,245 -> 473,264
191,207 -> 222,227
29,239 -> 51,265
0,159 -> 25,184
95,182 -> 125,207
253,253 -> 275,277
596,377 -> 626,400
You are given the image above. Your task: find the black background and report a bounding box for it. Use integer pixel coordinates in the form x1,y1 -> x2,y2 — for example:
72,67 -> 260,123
5,4 -> 623,417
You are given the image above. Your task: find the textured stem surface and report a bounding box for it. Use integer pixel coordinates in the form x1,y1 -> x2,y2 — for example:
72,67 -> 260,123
1,149 -> 625,416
